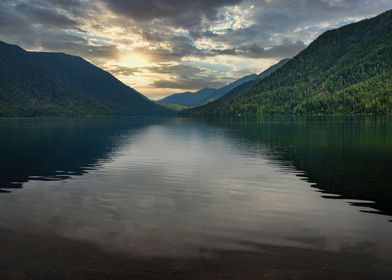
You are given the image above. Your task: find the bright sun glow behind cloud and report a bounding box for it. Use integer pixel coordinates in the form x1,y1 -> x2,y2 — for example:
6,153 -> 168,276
1,0 -> 391,99
119,53 -> 150,68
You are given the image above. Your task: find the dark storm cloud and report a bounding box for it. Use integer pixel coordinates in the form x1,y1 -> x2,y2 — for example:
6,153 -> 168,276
110,63 -> 225,90
110,66 -> 142,76
247,0 -> 392,34
0,0 -> 118,60
102,0 -> 244,27
124,0 -> 392,63
38,33 -> 120,60
183,0 -> 392,58
0,2 -> 30,33
150,64 -> 206,76
1,0 -> 392,95
2,0 -> 391,61
37,0 -> 86,16
190,24 -> 268,44
110,63 -> 211,82
206,40 -> 306,59
149,64 -> 225,90
221,40 -> 307,59
153,78 -> 224,90
134,35 -> 204,62
135,33 -> 305,60
14,1 -> 79,28
1,0 -> 85,29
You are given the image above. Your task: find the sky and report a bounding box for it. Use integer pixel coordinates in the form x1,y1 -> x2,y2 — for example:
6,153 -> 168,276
1,1 -> 392,99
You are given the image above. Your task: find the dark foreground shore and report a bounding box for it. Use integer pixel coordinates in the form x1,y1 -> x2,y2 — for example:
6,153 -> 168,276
0,228 -> 391,280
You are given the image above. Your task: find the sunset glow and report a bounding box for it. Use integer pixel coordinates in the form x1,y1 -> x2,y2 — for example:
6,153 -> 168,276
1,0 -> 391,99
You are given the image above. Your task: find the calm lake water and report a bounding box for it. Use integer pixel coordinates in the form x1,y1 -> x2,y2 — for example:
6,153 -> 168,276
0,117 -> 392,279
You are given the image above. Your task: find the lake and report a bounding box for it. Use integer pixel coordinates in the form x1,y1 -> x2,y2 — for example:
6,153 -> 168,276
0,117 -> 391,279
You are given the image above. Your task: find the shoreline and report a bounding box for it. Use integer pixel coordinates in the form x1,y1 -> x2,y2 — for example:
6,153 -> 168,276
1,228 -> 391,280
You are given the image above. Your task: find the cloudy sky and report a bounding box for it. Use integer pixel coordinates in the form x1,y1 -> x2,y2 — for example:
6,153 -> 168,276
1,0 -> 392,99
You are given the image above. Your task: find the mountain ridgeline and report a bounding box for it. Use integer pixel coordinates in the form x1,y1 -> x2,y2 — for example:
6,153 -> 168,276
182,10 -> 392,117
203,74 -> 259,104
159,74 -> 265,107
0,41 -> 172,117
160,60 -> 290,108
159,87 -> 217,107
181,59 -> 290,113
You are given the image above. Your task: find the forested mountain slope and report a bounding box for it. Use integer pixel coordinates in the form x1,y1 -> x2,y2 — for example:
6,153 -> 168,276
182,10 -> 392,117
0,41 -> 172,117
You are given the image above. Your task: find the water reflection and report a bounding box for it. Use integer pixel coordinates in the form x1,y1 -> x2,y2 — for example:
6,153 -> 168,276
0,117 -> 161,192
0,116 -> 391,279
0,118 -> 392,264
1,117 -> 391,217
206,116 -> 392,216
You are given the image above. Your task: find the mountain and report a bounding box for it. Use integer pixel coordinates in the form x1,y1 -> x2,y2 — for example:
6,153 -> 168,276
159,87 -> 216,106
161,60 -> 289,110
222,59 -> 290,100
182,9 -> 392,117
0,41 -> 172,117
156,102 -> 190,111
159,74 -> 259,107
258,58 -> 290,80
180,59 -> 290,115
202,74 -> 258,104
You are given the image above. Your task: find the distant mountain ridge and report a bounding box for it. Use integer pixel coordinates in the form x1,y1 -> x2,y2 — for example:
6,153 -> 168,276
182,9 -> 392,116
221,59 -> 290,100
161,59 -> 289,109
178,59 -> 289,114
203,74 -> 258,104
159,87 -> 217,106
158,59 -> 289,107
0,41 -> 172,117
159,74 -> 261,107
